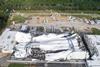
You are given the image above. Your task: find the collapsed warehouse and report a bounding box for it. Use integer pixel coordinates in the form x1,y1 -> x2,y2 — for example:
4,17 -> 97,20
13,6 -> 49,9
0,25 -> 89,67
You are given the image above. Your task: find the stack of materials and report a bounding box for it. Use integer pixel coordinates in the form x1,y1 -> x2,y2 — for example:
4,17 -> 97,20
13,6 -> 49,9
30,48 -> 45,60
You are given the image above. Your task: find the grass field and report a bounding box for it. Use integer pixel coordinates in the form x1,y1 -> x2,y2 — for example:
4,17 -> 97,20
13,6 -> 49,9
16,10 -> 100,14
8,63 -> 36,67
8,63 -> 27,67
91,28 -> 100,35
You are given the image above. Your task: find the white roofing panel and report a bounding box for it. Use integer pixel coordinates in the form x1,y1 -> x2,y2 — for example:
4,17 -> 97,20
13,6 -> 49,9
47,40 -> 68,44
86,35 -> 100,67
15,43 -> 27,51
38,39 -> 78,51
87,35 -> 100,43
15,32 -> 31,42
39,43 -> 69,51
86,35 -> 100,55
67,51 -> 89,60
71,38 -> 78,47
0,28 -> 10,40
46,50 -> 72,61
32,33 -> 67,42
0,28 -> 16,53
14,50 -> 27,58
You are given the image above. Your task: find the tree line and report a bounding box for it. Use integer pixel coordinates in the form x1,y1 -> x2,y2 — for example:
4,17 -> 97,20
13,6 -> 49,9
0,0 -> 100,10
0,0 -> 11,32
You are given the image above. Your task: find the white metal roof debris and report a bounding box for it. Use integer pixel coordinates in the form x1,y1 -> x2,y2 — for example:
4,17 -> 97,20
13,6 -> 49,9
38,38 -> 79,51
46,50 -> 72,61
46,51 -> 89,62
15,43 -> 27,51
15,32 -> 31,43
32,33 -> 67,42
39,42 -> 69,51
20,25 -> 28,31
85,35 -> 100,67
0,28 -> 89,61
0,28 -> 16,53
67,51 -> 89,60
14,50 -> 27,58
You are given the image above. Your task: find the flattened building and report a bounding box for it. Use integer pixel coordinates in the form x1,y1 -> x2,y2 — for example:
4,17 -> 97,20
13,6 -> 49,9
0,26 -> 89,67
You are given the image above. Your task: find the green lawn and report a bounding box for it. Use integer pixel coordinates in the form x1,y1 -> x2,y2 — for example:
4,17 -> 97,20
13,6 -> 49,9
11,15 -> 26,23
8,63 -> 27,67
8,63 -> 36,67
16,10 -> 100,15
91,28 -> 100,35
